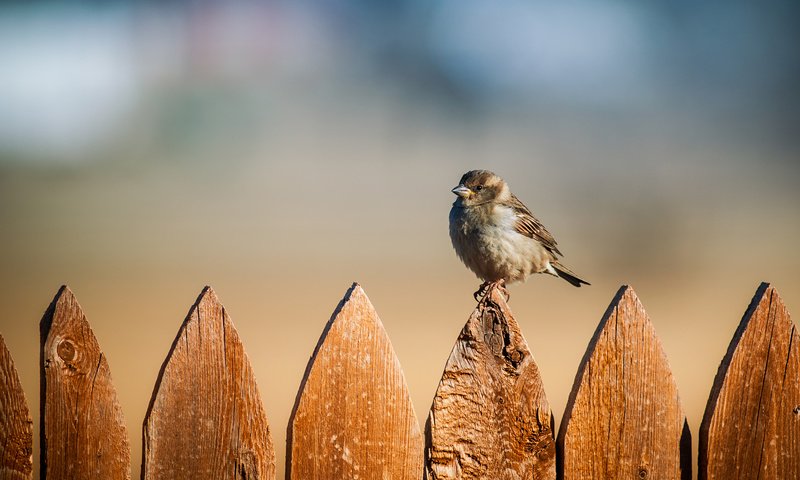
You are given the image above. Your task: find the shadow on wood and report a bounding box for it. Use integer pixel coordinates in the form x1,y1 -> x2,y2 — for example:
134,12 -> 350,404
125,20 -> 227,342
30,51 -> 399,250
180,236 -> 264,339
40,286 -> 130,479
142,286 -> 275,480
425,285 -> 555,480
0,334 -> 33,480
699,282 -> 799,479
287,282 -> 423,479
557,285 -> 690,480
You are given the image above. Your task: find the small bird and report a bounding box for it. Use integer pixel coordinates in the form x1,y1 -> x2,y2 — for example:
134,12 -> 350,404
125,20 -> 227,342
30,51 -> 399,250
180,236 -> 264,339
449,170 -> 589,300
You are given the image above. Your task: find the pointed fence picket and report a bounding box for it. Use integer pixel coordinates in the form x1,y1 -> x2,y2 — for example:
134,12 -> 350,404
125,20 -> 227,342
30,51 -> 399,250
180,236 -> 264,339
557,286 -> 691,480
426,286 -> 555,480
287,283 -> 423,479
142,286 -> 275,480
0,282 -> 796,480
699,283 -> 800,479
40,286 -> 130,480
0,334 -> 33,480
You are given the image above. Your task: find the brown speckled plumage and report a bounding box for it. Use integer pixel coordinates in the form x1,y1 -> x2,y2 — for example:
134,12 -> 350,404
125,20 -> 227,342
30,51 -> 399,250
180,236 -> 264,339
449,170 -> 589,288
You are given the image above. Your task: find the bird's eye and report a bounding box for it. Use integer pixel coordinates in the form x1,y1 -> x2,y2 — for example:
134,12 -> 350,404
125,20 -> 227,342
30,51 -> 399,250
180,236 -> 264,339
475,185 -> 483,191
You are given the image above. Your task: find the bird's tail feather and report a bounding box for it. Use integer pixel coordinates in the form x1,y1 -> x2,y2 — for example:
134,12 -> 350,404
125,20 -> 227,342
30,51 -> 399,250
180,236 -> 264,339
552,262 -> 590,287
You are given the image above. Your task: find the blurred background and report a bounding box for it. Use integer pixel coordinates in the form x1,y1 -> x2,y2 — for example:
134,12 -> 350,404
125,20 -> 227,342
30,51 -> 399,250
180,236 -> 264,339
1,0 -> 798,477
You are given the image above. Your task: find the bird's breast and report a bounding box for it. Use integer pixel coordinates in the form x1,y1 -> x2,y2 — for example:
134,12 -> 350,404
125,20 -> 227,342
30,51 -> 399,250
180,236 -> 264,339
449,204 -> 547,283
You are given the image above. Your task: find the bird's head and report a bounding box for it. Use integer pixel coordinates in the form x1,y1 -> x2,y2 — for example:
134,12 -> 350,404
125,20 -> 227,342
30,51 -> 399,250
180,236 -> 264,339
451,170 -> 509,206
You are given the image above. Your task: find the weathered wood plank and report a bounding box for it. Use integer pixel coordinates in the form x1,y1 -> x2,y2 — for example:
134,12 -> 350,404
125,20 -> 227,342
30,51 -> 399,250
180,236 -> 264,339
0,334 -> 33,480
557,285 -> 690,480
143,286 -> 275,480
40,286 -> 130,479
699,282 -> 799,479
288,283 -> 423,479
426,285 -> 555,480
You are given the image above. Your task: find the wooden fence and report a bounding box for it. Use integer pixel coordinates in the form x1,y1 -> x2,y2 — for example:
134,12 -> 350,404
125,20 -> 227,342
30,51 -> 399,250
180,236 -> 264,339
0,282 -> 797,479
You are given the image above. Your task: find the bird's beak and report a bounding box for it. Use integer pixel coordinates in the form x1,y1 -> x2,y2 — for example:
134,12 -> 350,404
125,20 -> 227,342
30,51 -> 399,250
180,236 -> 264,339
451,185 -> 472,198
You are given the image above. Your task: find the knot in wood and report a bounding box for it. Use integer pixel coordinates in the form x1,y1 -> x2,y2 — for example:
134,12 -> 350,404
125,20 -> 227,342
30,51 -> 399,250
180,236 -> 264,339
793,405 -> 800,415
480,303 -> 525,369
57,339 -> 76,362
638,466 -> 649,479
482,306 -> 505,356
504,346 -> 523,368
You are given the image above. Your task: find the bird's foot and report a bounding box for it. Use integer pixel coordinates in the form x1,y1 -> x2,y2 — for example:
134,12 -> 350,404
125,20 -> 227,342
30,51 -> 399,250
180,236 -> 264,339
495,279 -> 510,301
499,281 -> 510,301
473,280 -> 510,302
473,282 -> 491,301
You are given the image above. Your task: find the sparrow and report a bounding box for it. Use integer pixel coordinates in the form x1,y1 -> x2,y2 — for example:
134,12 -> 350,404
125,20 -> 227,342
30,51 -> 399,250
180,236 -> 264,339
449,170 -> 589,300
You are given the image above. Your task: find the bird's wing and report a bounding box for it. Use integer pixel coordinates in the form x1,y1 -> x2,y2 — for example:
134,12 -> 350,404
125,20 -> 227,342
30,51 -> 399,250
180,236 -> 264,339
506,194 -> 563,256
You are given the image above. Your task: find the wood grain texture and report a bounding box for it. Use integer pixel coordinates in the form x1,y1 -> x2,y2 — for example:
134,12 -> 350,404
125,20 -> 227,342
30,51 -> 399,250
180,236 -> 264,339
143,286 -> 275,480
288,283 -> 423,479
40,286 -> 130,479
557,285 -> 690,480
0,334 -> 33,480
425,285 -> 555,480
699,282 -> 799,480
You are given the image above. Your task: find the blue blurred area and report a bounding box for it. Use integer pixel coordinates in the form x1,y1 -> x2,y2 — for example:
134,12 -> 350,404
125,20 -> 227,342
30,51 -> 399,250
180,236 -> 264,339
0,0 -> 798,164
